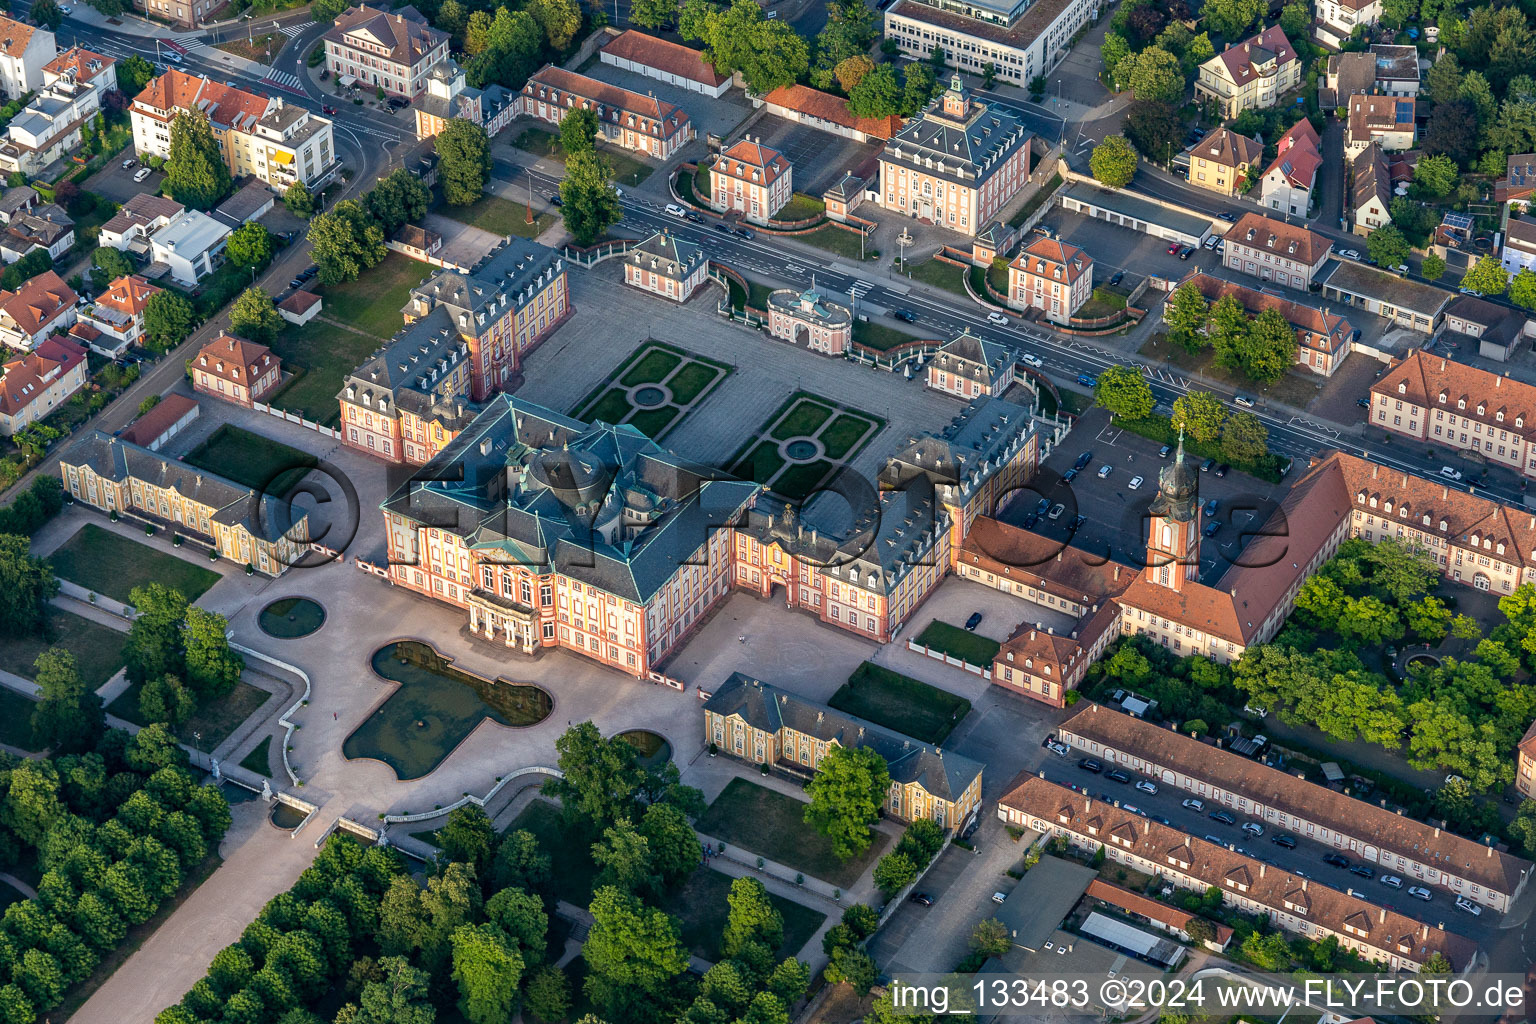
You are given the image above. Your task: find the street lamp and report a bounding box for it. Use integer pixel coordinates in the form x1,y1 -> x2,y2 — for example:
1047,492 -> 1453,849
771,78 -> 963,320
897,227 -> 912,274
245,13 -> 253,44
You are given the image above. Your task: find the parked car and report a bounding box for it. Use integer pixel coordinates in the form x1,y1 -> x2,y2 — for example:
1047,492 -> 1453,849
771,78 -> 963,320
685,211 -> 703,223
1203,521 -> 1221,537
1078,758 -> 1104,773
1108,271 -> 1124,286
1357,397 -> 1371,409
1077,374 -> 1097,387
387,96 -> 410,109
1201,458 -> 1217,472
550,194 -> 563,207
1128,475 -> 1144,490
909,892 -> 934,906
1062,468 -> 1078,483
1074,451 -> 1093,470
1234,394 -> 1255,407
1106,769 -> 1132,784
1408,886 -> 1433,901
1178,245 -> 1193,260
121,157 -> 136,170
1455,897 -> 1482,916
714,223 -> 732,234
1153,815 -> 1173,826
1048,502 -> 1066,520
1020,352 -> 1043,367
1134,780 -> 1158,794
1047,741 -> 1070,757
1338,249 -> 1361,260
1271,834 -> 1297,849
59,3 -> 73,12
892,309 -> 917,323
1167,242 -> 1182,255
1241,822 -> 1264,837
1323,852 -> 1351,868
1214,464 -> 1229,477
1097,464 -> 1112,479
964,612 -> 984,631
1022,512 -> 1039,529
1158,444 -> 1172,458
133,167 -> 152,182
1380,875 -> 1404,889
1209,811 -> 1236,825
1181,798 -> 1204,811
1439,466 -> 1464,480
1070,513 -> 1087,530
735,226 -> 755,240
1204,498 -> 1219,517
987,311 -> 1010,326
1217,211 -> 1237,221
992,891 -> 1007,904
322,104 -> 337,114
1035,497 -> 1051,515
665,203 -> 687,218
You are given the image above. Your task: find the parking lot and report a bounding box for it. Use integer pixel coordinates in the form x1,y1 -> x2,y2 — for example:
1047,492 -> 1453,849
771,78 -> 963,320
1043,209 -> 1222,285
997,409 -> 1292,584
1036,749 -> 1500,937
748,113 -> 882,196
87,158 -> 165,205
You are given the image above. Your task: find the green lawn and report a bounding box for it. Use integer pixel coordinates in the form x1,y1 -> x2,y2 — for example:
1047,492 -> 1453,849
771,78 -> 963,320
794,224 -> 869,260
511,127 -> 654,185
914,620 -> 1001,668
903,258 -> 970,297
829,662 -> 972,744
108,678 -> 269,752
239,736 -> 273,777
570,342 -> 729,439
320,252 -> 432,339
852,320 -> 918,352
729,392 -> 883,499
695,778 -> 890,888
1137,332 -> 1320,412
506,799 -> 600,906
0,687 -> 39,751
48,524 -> 220,604
437,192 -> 555,239
265,319 -> 384,426
0,606 -> 126,689
778,193 -> 826,221
771,398 -> 834,440
820,414 -> 878,460
183,424 -> 316,495
659,867 -> 827,961
1077,287 -> 1128,320
620,349 -> 683,385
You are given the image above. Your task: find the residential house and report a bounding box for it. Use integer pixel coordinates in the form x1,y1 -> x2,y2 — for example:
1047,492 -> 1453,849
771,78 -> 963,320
1313,0 -> 1382,49
1174,271 -> 1354,376
387,224 -> 441,262
1519,722 -> 1536,801
0,47 -> 115,178
323,4 -> 449,99
1195,26 -> 1303,120
192,333 -> 282,408
78,274 -> 162,356
98,193 -> 184,253
710,137 -> 793,224
1344,93 -> 1416,156
622,231 -> 709,303
277,290 -> 322,326
148,209 -> 230,287
1187,128 -> 1262,196
1502,218 -> 1536,276
760,84 -> 903,143
519,66 -> 694,160
0,17 -> 54,98
60,432 -> 310,574
1497,153 -> 1536,207
878,74 -> 1033,236
0,204 -> 72,262
882,0 -> 1098,87
1351,143 -> 1392,237
412,60 -> 516,140
1007,235 -> 1093,320
1260,120 -> 1321,217
0,185 -> 35,224
926,329 -> 1016,399
0,335 -> 87,436
131,72 -> 338,191
599,30 -> 729,98
1319,44 -> 1419,107
0,269 -> 76,350
1222,212 -> 1332,288
702,671 -> 984,827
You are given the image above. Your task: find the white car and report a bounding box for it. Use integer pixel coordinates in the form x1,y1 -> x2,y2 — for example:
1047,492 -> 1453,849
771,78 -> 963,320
664,203 -> 686,218
133,166 -> 152,182
1380,875 -> 1403,889
1048,502 -> 1065,520
1241,822 -> 1264,837
1128,475 -> 1144,490
1408,886 -> 1433,901
1047,740 -> 1070,757
1097,464 -> 1112,478
1338,249 -> 1361,260
987,311 -> 1010,326
1455,897 -> 1483,916
59,3 -> 72,11
163,50 -> 183,63
1181,798 -> 1204,811
1134,780 -> 1157,794
1020,352 -> 1043,367
1439,466 -> 1463,481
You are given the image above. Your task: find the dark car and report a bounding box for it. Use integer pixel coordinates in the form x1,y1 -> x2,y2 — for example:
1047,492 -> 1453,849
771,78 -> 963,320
1204,498 -> 1219,517
321,104 -> 337,114
1158,444 -> 1172,458
714,223 -> 732,234
1272,834 -> 1297,849
550,194 -> 563,207
1074,451 -> 1093,470
1070,514 -> 1088,530
1217,211 -> 1237,221
1108,271 -> 1125,286
909,892 -> 934,906
1105,769 -> 1132,784
1349,864 -> 1376,879
735,227 -> 755,240
289,277 -> 305,289
1153,815 -> 1173,826
1078,758 -> 1104,773
1358,397 -> 1371,408
684,211 -> 703,223
1323,852 -> 1351,868
1036,497 -> 1051,515
1201,458 -> 1217,472
1209,811 -> 1236,825
298,265 -> 318,281
1214,464 -> 1229,478
1203,520 -> 1221,537
892,309 -> 917,323
1178,246 -> 1193,260
964,612 -> 984,631
387,96 -> 410,109
1023,512 -> 1039,529
1077,374 -> 1097,387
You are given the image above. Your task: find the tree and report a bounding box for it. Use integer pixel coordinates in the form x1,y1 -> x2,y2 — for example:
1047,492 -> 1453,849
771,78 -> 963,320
524,964 -> 571,1023
2,762 -> 62,847
1123,99 -> 1182,163
1510,268 -> 1536,308
492,829 -> 551,894
1422,99 -> 1478,166
1090,134 -> 1138,188
485,887 -> 546,961
847,65 -> 902,119
452,923 -> 525,1024
872,852 -> 917,896
437,118 -> 492,206
900,63 -> 936,117
591,817 -> 656,895
1413,154 -> 1459,198
1461,256 -> 1509,296
439,805 -> 495,875
1100,32 -> 1132,87
528,0 -> 581,48
1215,306 -> 1293,384
1365,224 -> 1410,270
312,0 -> 347,16
91,245 -> 134,285
1221,410 -> 1268,463
1381,0 -> 1415,28
363,169 -> 431,236
803,744 -> 890,860
815,0 -> 878,82
1509,799 -> 1536,857
1202,0 -> 1264,38
833,55 -> 875,93
823,947 -> 876,995
631,0 -> 678,28
560,151 -> 622,247
1421,252 -> 1447,281
1095,364 -> 1155,419
1278,0 -> 1309,38
465,10 -> 494,53
139,674 -> 195,727
229,287 -> 282,344
308,200 -> 385,286
683,0 -> 810,93
140,288 -> 195,349
544,722 -> 649,834
721,876 -> 782,956
165,112 -> 232,210
227,223 -> 274,271
1338,594 -> 1404,645
1164,282 -> 1210,350
583,886 -> 688,994
559,107 -> 600,159
0,534 -> 58,640
31,0 -> 63,29
638,802 -> 700,890
1118,46 -> 1184,104
283,183 -> 315,218
1171,390 -> 1227,442
117,54 -> 155,96
354,956 -> 433,1024
969,918 -> 1011,957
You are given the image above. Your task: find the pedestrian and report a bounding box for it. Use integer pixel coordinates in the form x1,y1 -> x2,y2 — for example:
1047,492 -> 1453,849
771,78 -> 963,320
333,711 -> 337,720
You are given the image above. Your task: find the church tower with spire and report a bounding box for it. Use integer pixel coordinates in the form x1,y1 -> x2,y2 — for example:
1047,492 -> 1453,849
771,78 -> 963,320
1145,430 -> 1202,591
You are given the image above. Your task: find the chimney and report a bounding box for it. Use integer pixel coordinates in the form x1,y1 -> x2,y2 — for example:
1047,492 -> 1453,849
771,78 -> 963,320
1379,907 -> 1387,923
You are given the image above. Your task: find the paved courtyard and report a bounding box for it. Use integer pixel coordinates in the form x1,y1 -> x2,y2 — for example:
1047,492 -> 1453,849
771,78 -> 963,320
582,62 -> 754,154
422,212 -> 503,267
748,113 -> 882,196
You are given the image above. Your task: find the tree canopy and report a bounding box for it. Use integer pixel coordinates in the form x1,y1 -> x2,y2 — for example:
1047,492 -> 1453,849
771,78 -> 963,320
164,112 -> 232,211
803,745 -> 890,860
1090,135 -> 1138,188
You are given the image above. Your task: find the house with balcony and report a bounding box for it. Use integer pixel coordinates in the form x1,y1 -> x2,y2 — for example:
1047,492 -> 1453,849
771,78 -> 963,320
0,335 -> 87,436
0,17 -> 54,99
0,203 -> 72,263
99,193 -> 185,254
0,269 -> 76,351
1344,93 -> 1416,156
1259,120 -> 1321,217
148,210 -> 230,287
1313,0 -> 1382,50
1195,26 -> 1302,120
79,274 -> 162,357
324,4 -> 450,100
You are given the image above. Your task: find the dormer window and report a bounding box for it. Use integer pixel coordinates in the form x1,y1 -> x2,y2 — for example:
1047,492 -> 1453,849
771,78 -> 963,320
1440,519 -> 1448,531
1439,392 -> 1447,404
1478,403 -> 1486,415
1458,399 -> 1467,409
1498,411 -> 1505,422
1398,382 -> 1406,394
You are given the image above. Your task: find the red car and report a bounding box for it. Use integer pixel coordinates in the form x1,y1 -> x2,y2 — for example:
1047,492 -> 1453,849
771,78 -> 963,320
1166,242 -> 1181,255
321,105 -> 337,114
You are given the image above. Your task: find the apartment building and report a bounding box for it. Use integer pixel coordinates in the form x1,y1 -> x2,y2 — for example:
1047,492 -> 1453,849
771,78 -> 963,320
1053,703 -> 1532,911
999,774 -> 1482,969
1501,218 -> 1536,275
1260,120 -> 1321,218
0,17 -> 54,99
0,269 -> 75,350
1188,128 -> 1262,196
132,72 -> 337,191
703,671 -> 984,827
622,230 -> 709,303
1313,0 -> 1383,49
1520,722 -> 1536,801
1222,212 -> 1333,288
926,329 -> 1015,399
0,47 -> 115,178
0,335 -> 86,436
519,66 -> 694,160
1195,26 -> 1302,120
1174,271 -> 1354,376
882,0 -> 1097,87
60,432 -> 310,574
1345,93 -> 1416,156
1007,235 -> 1093,320
710,138 -> 793,224
192,333 -> 282,408
878,74 -> 1033,236
413,60 -> 516,141
78,274 -> 161,356
324,5 -> 449,100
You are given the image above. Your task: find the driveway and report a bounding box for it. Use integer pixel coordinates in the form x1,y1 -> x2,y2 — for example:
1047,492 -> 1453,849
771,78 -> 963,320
88,159 -> 164,204
422,212 -> 502,267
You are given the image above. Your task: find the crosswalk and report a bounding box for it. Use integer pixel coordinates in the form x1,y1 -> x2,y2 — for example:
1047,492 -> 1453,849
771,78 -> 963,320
260,69 -> 304,92
848,280 -> 874,301
276,19 -> 314,37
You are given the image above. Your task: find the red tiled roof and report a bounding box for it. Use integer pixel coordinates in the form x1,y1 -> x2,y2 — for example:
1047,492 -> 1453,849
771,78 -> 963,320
277,290 -> 321,314
1213,25 -> 1299,85
1011,236 -> 1092,285
43,46 -> 116,84
120,393 -> 198,448
763,84 -> 903,140
1348,94 -> 1416,143
1085,879 -> 1234,946
0,270 -> 77,338
1519,719 -> 1536,759
523,65 -> 689,138
132,70 -> 269,130
601,30 -> 726,88
0,16 -> 38,59
1371,350 -> 1536,443
1178,271 -> 1351,356
95,274 -> 161,318
1264,120 -> 1322,189
716,138 -> 791,187
195,332 -> 276,387
1224,212 -> 1332,266
0,335 -> 86,416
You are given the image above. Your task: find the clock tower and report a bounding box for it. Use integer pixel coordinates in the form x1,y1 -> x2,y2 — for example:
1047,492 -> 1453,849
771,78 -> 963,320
1145,430 -> 1202,591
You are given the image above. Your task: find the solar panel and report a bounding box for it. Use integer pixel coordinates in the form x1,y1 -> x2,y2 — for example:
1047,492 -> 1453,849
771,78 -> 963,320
1396,101 -> 1413,123
1443,212 -> 1473,230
